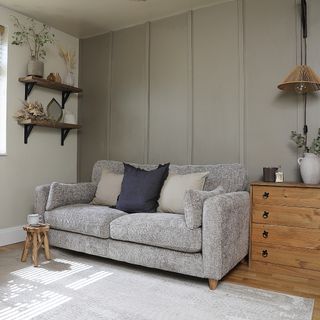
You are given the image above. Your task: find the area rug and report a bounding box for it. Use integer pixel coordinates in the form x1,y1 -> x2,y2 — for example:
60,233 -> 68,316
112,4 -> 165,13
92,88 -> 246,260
0,247 -> 314,320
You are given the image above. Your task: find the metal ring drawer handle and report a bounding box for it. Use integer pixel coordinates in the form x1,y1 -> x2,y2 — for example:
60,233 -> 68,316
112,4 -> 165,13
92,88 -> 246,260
262,211 -> 269,219
263,192 -> 269,199
262,231 -> 269,238
261,250 -> 268,258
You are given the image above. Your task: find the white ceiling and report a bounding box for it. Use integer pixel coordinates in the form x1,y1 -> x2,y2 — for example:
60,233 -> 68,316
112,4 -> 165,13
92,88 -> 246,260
0,0 -> 223,38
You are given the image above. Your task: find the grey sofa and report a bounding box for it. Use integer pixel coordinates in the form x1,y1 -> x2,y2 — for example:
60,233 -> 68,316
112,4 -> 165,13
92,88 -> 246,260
34,160 -> 250,290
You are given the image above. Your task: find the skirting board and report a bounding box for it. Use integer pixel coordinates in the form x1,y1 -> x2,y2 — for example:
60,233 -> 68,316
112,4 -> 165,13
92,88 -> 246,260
0,225 -> 25,247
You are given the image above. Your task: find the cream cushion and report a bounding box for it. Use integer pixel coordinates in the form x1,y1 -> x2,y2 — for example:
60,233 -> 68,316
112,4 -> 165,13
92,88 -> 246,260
92,169 -> 124,206
158,172 -> 209,214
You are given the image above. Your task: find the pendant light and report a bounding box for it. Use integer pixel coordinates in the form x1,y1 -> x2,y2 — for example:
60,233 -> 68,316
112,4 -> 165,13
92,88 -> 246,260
278,0 -> 320,141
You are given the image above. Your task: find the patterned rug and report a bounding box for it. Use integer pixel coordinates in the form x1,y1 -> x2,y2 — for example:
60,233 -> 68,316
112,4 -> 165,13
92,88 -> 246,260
0,247 -> 314,320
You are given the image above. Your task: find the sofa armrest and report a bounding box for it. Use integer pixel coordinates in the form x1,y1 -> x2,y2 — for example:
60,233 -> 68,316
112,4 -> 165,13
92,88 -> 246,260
34,184 -> 51,223
202,191 -> 250,280
46,182 -> 97,211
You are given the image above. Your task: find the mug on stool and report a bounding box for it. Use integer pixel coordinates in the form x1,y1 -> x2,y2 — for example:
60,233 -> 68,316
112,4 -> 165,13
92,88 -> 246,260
27,214 -> 39,226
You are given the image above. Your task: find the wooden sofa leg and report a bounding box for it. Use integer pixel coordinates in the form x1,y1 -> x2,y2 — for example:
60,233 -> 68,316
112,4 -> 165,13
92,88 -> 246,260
208,279 -> 218,290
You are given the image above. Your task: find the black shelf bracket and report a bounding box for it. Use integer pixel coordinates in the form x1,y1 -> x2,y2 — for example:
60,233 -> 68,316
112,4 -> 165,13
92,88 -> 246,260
61,91 -> 71,108
61,128 -> 71,146
24,83 -> 35,100
24,124 -> 34,144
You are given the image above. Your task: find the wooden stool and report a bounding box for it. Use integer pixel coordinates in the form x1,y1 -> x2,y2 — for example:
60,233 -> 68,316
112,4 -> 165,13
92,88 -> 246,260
21,224 -> 51,267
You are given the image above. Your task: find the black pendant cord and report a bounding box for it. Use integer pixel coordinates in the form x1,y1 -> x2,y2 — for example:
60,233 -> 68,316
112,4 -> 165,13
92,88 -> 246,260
301,0 -> 308,148
301,0 -> 307,39
303,93 -> 308,147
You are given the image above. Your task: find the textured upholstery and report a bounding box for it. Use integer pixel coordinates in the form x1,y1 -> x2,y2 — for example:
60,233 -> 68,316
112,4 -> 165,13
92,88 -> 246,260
48,229 -> 204,278
202,192 -> 250,280
49,229 -> 111,258
92,160 -> 248,193
184,186 -> 225,229
46,182 -> 97,211
108,239 -> 203,277
34,184 -> 51,223
36,160 -> 250,281
45,204 -> 126,239
110,213 -> 201,253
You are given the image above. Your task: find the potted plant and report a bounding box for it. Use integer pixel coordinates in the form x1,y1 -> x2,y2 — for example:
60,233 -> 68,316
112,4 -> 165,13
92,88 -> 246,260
11,16 -> 55,77
291,129 -> 320,184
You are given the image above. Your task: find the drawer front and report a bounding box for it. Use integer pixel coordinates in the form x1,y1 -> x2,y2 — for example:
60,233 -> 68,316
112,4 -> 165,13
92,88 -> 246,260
252,204 -> 320,228
251,223 -> 320,249
253,186 -> 320,208
251,243 -> 320,271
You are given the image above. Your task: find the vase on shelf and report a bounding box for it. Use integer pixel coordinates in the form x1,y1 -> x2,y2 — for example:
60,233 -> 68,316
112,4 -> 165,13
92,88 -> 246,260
27,56 -> 44,78
297,153 -> 320,184
55,73 -> 62,83
64,70 -> 74,86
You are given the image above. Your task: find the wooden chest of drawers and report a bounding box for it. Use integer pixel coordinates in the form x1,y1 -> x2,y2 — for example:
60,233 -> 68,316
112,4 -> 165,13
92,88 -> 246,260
250,182 -> 320,278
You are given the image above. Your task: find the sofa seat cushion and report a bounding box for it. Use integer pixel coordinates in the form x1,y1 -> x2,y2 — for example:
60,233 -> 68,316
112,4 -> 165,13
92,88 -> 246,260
44,204 -> 126,239
110,213 -> 201,253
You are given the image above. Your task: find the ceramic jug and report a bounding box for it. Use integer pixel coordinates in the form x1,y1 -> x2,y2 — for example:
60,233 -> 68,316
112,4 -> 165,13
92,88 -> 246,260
297,153 -> 320,184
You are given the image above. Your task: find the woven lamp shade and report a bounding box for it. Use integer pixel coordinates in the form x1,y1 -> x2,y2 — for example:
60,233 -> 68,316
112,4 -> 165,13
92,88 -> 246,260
278,65 -> 320,93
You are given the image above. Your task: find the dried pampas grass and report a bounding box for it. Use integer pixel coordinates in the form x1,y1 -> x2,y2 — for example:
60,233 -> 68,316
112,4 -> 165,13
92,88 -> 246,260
59,46 -> 76,71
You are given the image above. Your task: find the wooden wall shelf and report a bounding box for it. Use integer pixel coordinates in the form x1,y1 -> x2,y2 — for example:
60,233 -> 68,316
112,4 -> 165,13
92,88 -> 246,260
19,76 -> 83,108
18,120 -> 81,146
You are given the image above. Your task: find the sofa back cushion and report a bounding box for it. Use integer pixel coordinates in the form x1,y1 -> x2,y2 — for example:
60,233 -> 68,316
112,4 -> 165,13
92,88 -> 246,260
158,172 -> 209,214
92,161 -> 247,193
116,163 -> 170,213
92,169 -> 124,207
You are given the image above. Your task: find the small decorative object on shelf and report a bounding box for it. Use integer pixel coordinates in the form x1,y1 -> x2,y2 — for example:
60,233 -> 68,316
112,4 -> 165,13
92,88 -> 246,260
47,73 -> 56,82
275,165 -> 284,183
64,111 -> 76,124
59,46 -> 76,86
11,16 -> 55,78
47,98 -> 63,123
13,100 -> 47,122
55,73 -> 62,83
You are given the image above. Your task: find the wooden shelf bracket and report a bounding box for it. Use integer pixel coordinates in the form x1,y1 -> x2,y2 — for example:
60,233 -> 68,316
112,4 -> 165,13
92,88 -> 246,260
61,91 -> 71,108
24,124 -> 34,144
61,128 -> 71,146
24,83 -> 35,100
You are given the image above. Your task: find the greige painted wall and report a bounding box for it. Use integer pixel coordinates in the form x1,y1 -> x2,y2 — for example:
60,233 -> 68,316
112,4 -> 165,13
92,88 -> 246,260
149,14 -> 189,165
193,1 -> 241,165
78,33 -> 111,181
109,24 -> 148,164
0,6 -> 79,229
245,0 -> 300,181
79,0 -> 320,182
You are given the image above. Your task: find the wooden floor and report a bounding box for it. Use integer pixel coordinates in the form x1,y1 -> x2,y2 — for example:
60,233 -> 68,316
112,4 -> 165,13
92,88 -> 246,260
1,243 -> 319,319
224,261 -> 320,320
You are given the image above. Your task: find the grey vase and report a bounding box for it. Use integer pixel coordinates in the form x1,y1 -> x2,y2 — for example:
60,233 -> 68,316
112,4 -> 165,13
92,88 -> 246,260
27,58 -> 44,77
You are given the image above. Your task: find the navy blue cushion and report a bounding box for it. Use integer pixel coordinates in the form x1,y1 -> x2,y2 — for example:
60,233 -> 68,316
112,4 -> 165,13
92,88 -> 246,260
116,163 -> 170,213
